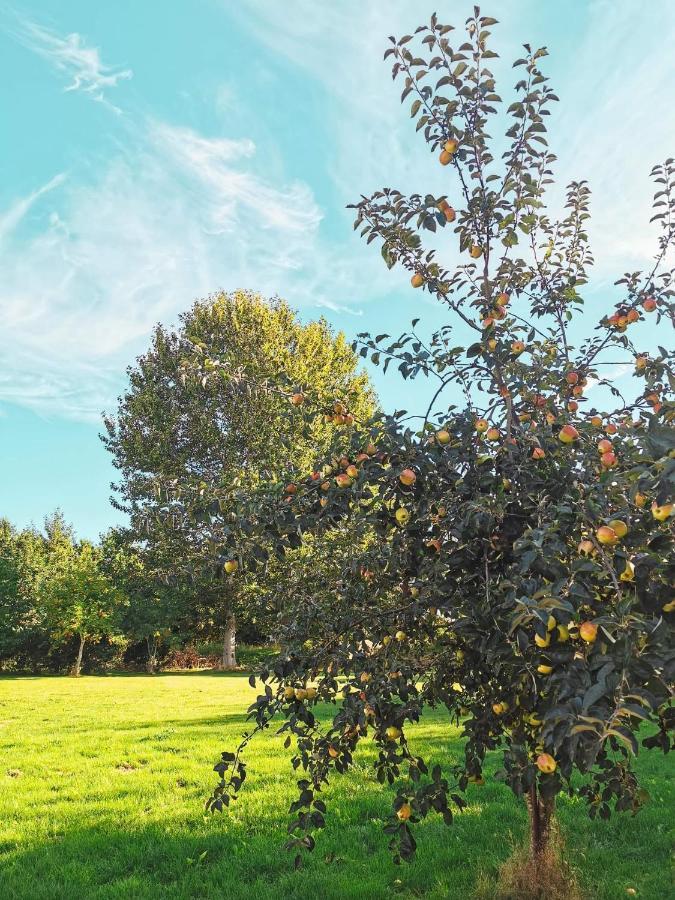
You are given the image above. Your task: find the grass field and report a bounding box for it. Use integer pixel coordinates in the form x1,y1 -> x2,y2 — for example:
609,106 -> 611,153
0,673 -> 672,899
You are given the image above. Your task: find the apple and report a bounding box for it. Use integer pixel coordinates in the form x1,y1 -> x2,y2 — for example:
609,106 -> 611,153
290,392 -> 305,406
558,424 -> 579,443
495,292 -> 510,306
600,451 -> 617,468
566,371 -> 579,385
590,416 -> 603,428
437,429 -> 451,444
608,519 -> 628,538
335,473 -> 353,488
395,630 -> 406,642
626,308 -> 639,323
597,439 -> 613,454
411,273 -> 425,288
397,802 -> 413,821
634,492 -> 647,508
492,702 -> 505,715
605,423 -> 618,435
224,559 -> 238,575
643,296 -> 657,312
475,419 -> 489,433
567,400 -> 578,412
346,464 -> 358,478
511,340 -> 525,355
444,138 -> 459,154
395,507 -> 410,526
469,245 -> 483,259
486,427 -> 500,441
294,687 -> 308,701
578,539 -> 595,555
385,726 -> 402,741
579,621 -> 598,643
444,206 -> 456,223
536,753 -> 557,774
652,502 -> 674,521
283,686 -> 296,701
285,483 -> 297,494
399,468 -> 416,486
532,447 -> 546,460
439,149 -> 453,165
328,745 -> 339,759
596,525 -> 618,545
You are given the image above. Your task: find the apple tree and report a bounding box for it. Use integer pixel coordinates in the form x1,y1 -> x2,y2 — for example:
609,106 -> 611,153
174,9 -> 673,875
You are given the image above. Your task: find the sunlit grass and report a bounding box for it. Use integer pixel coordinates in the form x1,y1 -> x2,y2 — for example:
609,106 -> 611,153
0,673 -> 671,899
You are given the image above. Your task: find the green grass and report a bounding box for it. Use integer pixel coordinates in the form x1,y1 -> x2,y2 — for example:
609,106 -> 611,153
0,674 -> 672,899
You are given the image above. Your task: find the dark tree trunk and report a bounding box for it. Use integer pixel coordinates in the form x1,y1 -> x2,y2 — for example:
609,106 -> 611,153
526,784 -> 555,858
222,613 -> 237,669
72,634 -> 86,677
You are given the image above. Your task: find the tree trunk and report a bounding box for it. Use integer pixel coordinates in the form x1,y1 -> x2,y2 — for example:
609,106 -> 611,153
72,634 -> 85,677
222,613 -> 237,669
146,636 -> 158,674
526,784 -> 555,858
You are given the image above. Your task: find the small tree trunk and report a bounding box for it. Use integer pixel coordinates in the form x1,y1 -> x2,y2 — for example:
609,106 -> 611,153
526,784 -> 555,858
222,613 -> 237,669
72,634 -> 86,677
146,636 -> 158,674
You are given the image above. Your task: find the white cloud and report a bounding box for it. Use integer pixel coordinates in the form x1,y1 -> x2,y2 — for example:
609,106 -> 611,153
5,16 -> 132,110
0,121 -> 367,421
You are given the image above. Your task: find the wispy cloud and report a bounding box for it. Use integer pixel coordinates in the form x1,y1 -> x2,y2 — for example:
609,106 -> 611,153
0,120 -> 367,421
5,15 -> 132,110
0,172 -> 66,243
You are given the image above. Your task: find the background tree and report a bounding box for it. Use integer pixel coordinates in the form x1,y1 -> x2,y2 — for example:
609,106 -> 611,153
41,532 -> 122,676
0,520 -> 46,666
103,290 -> 374,668
181,10 -> 674,890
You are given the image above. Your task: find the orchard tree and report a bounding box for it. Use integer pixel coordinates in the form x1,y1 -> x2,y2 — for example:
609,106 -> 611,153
41,533 -> 122,676
176,10 -> 674,884
104,290 -> 374,668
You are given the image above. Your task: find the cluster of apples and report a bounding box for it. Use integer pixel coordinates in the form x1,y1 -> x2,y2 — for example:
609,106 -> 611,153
324,400 -> 355,426
607,295 -> 656,331
438,136 -> 459,166
596,437 -> 618,469
562,370 -> 588,413
644,390 -> 662,415
481,291 -> 510,329
475,417 -> 501,442
282,684 -> 318,703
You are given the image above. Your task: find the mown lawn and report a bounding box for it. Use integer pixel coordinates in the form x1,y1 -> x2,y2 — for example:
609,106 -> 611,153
0,673 -> 672,899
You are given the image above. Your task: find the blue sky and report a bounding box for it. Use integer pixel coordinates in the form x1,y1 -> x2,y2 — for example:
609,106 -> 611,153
1,0 -> 673,540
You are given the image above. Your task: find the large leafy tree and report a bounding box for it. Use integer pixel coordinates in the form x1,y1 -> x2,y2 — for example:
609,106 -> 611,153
177,10 -> 674,882
103,290 -> 374,667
